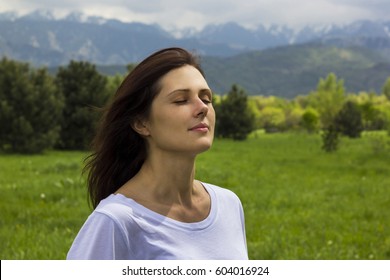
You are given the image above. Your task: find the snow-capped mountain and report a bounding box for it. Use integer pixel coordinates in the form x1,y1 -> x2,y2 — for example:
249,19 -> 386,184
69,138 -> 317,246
0,10 -> 389,66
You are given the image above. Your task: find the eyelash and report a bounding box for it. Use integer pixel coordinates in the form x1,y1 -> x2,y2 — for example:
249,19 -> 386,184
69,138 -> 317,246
174,99 -> 212,105
174,100 -> 187,104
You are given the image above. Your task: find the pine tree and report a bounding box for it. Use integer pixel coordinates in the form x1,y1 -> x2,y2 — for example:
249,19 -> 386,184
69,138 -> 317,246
55,61 -> 109,150
215,84 -> 255,140
335,101 -> 363,138
0,58 -> 64,153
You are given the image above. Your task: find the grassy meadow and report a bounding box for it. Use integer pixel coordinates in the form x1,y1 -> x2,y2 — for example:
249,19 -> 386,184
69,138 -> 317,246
0,132 -> 389,259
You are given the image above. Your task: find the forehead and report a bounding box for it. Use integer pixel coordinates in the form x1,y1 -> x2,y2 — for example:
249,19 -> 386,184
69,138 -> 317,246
158,65 -> 209,93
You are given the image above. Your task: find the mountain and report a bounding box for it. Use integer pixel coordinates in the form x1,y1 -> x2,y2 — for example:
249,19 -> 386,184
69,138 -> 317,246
0,11 -> 244,66
93,42 -> 390,96
192,20 -> 390,52
2,10 -> 390,65
193,22 -> 296,50
202,43 -> 390,97
1,10 -> 390,97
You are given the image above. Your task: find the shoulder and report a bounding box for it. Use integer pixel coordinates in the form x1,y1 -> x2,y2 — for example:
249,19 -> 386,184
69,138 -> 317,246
67,196 -> 134,259
201,182 -> 243,205
74,194 -> 139,246
202,182 -> 246,230
202,182 -> 239,197
96,194 -> 134,214
93,194 -> 137,225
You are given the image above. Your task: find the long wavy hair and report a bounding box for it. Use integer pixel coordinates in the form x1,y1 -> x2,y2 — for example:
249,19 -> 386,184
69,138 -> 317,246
84,47 -> 204,209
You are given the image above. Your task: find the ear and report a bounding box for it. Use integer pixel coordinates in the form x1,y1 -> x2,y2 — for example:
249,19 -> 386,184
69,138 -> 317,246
131,118 -> 150,137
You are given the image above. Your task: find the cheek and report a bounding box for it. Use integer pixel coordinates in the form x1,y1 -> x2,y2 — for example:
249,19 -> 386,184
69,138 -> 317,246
149,107 -> 182,133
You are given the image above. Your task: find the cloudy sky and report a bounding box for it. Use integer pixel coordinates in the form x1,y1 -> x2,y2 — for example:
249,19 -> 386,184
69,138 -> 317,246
0,0 -> 389,30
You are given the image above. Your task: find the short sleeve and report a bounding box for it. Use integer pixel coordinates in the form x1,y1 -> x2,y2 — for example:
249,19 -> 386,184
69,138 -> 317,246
67,212 -> 131,260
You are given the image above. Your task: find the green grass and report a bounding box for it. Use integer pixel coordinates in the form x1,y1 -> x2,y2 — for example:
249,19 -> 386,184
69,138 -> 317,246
1,133 -> 389,259
0,151 -> 90,259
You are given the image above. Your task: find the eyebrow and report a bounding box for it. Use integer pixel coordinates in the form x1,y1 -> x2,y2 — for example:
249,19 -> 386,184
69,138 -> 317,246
167,88 -> 212,97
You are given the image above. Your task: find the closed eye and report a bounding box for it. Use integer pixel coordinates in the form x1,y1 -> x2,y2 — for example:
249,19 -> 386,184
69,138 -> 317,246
174,100 -> 188,104
199,89 -> 212,105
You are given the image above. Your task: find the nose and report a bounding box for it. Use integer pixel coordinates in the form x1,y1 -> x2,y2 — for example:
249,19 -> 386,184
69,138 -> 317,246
195,98 -> 209,118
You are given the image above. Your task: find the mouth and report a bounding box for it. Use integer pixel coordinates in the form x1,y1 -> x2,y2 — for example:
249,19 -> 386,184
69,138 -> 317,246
189,123 -> 209,132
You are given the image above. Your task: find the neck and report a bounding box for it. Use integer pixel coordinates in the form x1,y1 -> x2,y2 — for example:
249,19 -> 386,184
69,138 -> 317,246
133,151 -> 198,206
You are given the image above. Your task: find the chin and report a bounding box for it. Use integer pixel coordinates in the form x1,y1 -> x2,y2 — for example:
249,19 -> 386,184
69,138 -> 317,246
194,140 -> 213,154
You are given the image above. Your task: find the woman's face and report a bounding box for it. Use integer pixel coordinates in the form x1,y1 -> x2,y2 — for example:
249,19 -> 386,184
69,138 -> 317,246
142,65 -> 215,157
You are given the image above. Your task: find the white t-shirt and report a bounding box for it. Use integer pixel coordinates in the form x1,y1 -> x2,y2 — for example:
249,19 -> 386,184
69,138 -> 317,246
67,182 -> 248,260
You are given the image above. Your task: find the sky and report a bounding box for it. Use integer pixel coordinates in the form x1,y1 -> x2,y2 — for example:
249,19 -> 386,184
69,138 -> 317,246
1,0 -> 390,31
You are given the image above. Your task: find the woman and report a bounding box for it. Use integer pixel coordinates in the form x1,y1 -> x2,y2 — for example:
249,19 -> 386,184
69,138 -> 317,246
67,47 -> 248,260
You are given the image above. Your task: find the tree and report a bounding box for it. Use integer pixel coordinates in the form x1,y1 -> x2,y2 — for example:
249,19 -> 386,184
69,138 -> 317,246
300,108 -> 320,133
55,61 -> 109,150
359,100 -> 387,131
312,73 -> 346,152
258,107 -> 285,133
322,124 -> 339,152
215,84 -> 255,140
106,74 -> 123,99
382,77 -> 390,100
313,73 -> 346,128
284,106 -> 304,131
335,101 -> 363,138
0,58 -> 64,153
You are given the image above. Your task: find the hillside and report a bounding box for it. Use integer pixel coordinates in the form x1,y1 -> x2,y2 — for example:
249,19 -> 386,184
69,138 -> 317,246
2,11 -> 390,97
0,13 -> 245,65
201,43 -> 390,97
95,43 -> 390,97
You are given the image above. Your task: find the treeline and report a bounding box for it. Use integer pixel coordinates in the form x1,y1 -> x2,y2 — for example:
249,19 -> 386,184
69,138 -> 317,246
242,73 -> 390,151
246,74 -> 390,134
212,72 -> 390,152
1,58 -> 390,154
0,58 -> 119,153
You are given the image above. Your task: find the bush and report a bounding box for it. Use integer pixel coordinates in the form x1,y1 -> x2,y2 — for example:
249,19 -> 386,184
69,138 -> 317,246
300,108 -> 320,133
258,107 -> 285,133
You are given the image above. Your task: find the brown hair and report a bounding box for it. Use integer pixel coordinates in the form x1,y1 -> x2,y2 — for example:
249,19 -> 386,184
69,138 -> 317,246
84,47 -> 204,208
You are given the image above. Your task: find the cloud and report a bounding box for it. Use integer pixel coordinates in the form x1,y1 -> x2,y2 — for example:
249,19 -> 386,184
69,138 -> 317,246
0,0 -> 389,30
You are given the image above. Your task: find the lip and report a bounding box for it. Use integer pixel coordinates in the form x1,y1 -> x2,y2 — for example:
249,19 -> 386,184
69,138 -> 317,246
189,123 -> 209,132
